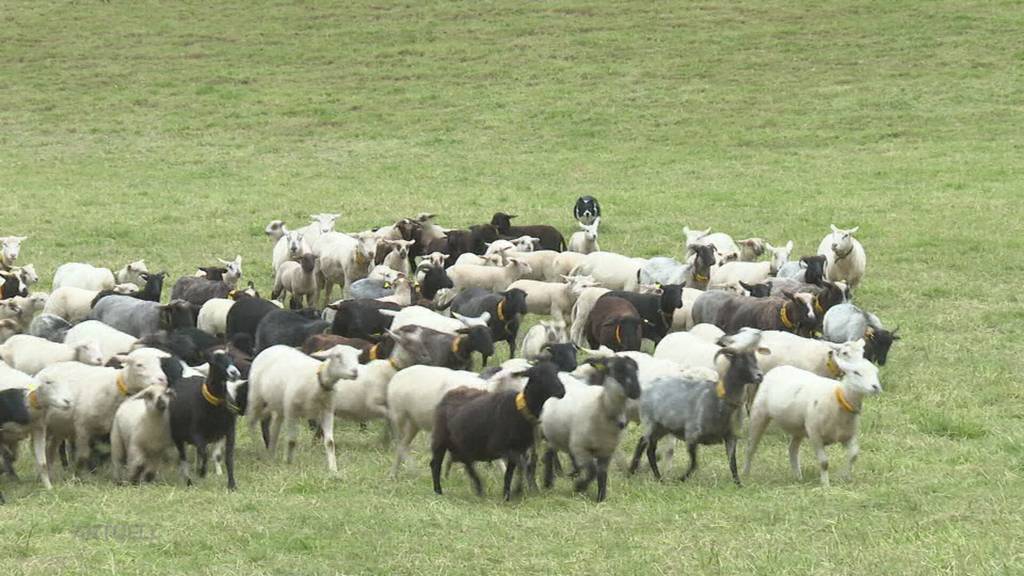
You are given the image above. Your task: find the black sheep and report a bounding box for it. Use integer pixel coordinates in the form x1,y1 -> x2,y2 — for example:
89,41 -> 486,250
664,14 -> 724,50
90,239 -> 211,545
585,296 -> 644,352
450,288 -> 528,360
417,265 -> 454,302
90,271 -> 167,307
329,299 -> 402,342
430,361 -> 565,500
136,328 -> 223,367
254,308 -> 330,355
490,212 -> 565,252
170,276 -> 233,312
167,349 -> 243,490
601,284 -> 684,343
0,388 -> 31,504
225,297 -> 281,352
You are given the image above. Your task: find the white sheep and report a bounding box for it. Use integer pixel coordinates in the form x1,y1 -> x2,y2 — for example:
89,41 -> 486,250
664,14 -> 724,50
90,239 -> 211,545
421,252 -> 450,270
569,251 -> 645,292
540,356 -> 640,501
272,253 -> 318,308
567,217 -> 600,254
510,235 -> 541,252
52,262 -> 116,291
707,241 -> 793,288
519,319 -> 569,360
387,364 -> 495,478
446,258 -> 532,293
313,231 -> 374,306
639,257 -> 689,287
382,239 -> 415,277
688,323 -> 726,343
754,331 -> 867,379
247,344 -> 361,473
272,230 -> 310,273
653,331 -> 724,371
483,240 -> 517,264
5,293 -> 48,330
43,285 -> 135,324
744,353 -> 881,487
332,359 -> 398,425
1,236 -> 27,269
507,250 -> 563,281
453,252 -> 503,267
110,385 -> 176,484
382,306 -> 490,334
40,347 -> 169,477
197,298 -> 235,337
737,238 -> 767,261
114,260 -> 149,286
374,275 -> 416,306
548,251 -> 587,281
568,286 -> 612,347
0,362 -> 73,489
296,213 -> 341,247
683,226 -> 740,255
507,274 -> 598,322
64,320 -> 139,363
0,334 -> 103,375
817,224 -> 867,290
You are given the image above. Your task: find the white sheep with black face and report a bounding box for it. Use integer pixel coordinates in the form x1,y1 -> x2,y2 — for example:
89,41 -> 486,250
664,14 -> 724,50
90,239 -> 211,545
817,224 -> 867,290
744,350 -> 880,487
0,362 -> 74,490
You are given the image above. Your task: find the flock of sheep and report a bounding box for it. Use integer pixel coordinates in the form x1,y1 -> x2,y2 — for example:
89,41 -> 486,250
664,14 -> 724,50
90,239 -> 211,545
0,196 -> 900,503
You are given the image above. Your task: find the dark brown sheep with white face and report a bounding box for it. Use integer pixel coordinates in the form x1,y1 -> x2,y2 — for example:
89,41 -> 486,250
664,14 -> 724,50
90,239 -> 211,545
720,292 -> 816,335
585,296 -> 644,352
490,212 -> 565,252
430,361 -> 566,501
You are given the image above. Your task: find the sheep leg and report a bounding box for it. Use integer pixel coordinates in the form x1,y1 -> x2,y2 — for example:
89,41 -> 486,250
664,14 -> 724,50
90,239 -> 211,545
542,448 -> 557,489
224,422 -> 237,490
73,427 -> 92,474
725,436 -> 741,487
843,437 -> 859,482
390,420 -> 415,479
523,449 -> 538,493
30,428 -> 51,490
629,436 -> 648,475
268,414 -> 283,458
573,458 -> 597,494
284,414 -> 300,465
212,442 -> 223,476
194,437 -> 210,478
810,437 -> 830,487
595,456 -> 611,502
502,457 -> 518,502
743,411 -> 771,478
175,442 -> 193,487
506,334 -> 516,358
0,447 -> 17,480
58,441 -> 69,469
320,409 -> 338,473
430,448 -> 445,495
45,438 -> 60,484
680,442 -> 699,482
646,435 -> 663,480
465,463 -> 485,497
788,436 -> 804,481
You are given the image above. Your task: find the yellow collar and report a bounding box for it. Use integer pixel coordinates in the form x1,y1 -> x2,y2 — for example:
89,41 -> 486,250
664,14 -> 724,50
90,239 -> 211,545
28,389 -> 41,410
779,305 -> 795,330
614,324 -> 623,346
316,362 -> 332,389
694,272 -> 709,283
497,299 -> 506,322
515,391 -> 537,423
450,335 -> 466,356
826,352 -> 844,378
865,327 -> 876,341
228,290 -> 239,300
201,382 -> 223,407
813,296 -> 825,316
835,387 -> 859,414
715,380 -> 726,399
368,344 -> 380,361
388,357 -> 400,370
116,374 -> 129,396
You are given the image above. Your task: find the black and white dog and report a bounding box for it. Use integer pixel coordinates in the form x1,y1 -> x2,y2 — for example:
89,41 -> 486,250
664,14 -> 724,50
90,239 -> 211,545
573,196 -> 601,226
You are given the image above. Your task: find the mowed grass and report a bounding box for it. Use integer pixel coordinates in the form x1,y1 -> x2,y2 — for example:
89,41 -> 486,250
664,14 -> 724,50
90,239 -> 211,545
2,1 -> 1024,574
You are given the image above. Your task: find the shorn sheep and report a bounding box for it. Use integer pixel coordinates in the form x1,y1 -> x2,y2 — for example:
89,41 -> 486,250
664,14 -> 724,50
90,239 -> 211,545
744,351 -> 881,487
110,385 -> 177,484
817,224 -> 867,290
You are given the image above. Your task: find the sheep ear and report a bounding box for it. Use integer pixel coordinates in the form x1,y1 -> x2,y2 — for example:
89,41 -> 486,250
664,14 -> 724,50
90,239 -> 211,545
309,351 -> 331,360
848,226 -> 859,235
785,240 -> 793,252
830,224 -> 840,233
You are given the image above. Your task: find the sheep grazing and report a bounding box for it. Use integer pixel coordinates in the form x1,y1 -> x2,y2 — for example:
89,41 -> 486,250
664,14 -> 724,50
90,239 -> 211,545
272,230 -> 310,273
90,295 -> 195,338
64,320 -> 139,363
490,212 -> 566,252
744,353 -> 881,487
541,356 -> 640,501
248,345 -> 360,473
52,262 -> 116,291
450,288 -> 528,359
430,361 -> 566,500
110,385 -> 176,484
28,314 -> 71,343
823,303 -> 900,365
0,362 -> 73,490
817,224 -> 867,290
567,218 -> 601,254
0,334 -> 103,375
585,296 -> 644,352
519,319 -> 568,360
708,241 -> 793,288
629,336 -> 765,485
272,253 -> 318,309
166,349 -> 243,489
40,347 -> 170,475
446,258 -> 532,294
600,284 -> 684,344
573,195 -> 601,226
115,260 -> 149,286
254,308 -> 330,354
0,236 -> 27,269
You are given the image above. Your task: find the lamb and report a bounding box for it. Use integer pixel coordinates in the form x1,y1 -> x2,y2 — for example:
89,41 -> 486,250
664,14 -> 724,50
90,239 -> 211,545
64,320 -> 139,362
653,331 -> 724,371
40,347 -> 169,475
737,238 -> 767,261
44,285 -> 136,323
449,287 -> 528,359
247,345 -> 360,473
567,218 -> 601,254
5,293 -> 48,330
446,258 -> 532,293
0,362 -> 73,490
265,220 -> 287,242
381,239 -> 415,277
272,253 -> 318,309
331,358 -> 400,426
272,230 -> 310,273
507,274 -> 598,322
629,336 -> 765,485
0,299 -> 21,323
0,236 -> 27,269
683,226 -> 740,255
166,349 -> 243,489
540,356 -> 640,501
374,275 -> 417,306
90,295 -> 195,338
754,331 -> 867,381
295,213 -> 340,247
519,319 -> 568,360
708,241 -> 793,288
823,304 -> 899,365
0,334 -> 103,375
569,251 -> 645,292
0,264 -> 38,299
114,260 -> 149,286
110,385 -> 176,484
28,314 -> 71,343
569,286 -> 611,347
817,224 -> 867,290
744,354 -> 881,487
584,296 -> 644,352
430,361 -> 566,499
348,266 -> 404,300
52,262 -> 116,291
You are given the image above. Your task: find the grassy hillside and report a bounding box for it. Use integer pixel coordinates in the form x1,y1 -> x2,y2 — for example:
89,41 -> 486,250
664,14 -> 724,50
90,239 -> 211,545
2,1 -> 1022,574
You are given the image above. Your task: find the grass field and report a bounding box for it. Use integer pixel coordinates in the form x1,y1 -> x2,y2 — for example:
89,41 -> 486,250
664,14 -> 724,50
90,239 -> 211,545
3,1 -> 1024,573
